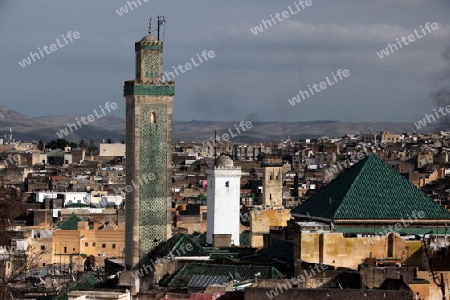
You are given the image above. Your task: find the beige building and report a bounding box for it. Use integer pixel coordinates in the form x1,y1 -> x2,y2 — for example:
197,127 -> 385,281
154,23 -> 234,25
299,231 -> 424,270
380,131 -> 402,143
52,222 -> 125,269
250,208 -> 291,248
28,215 -> 125,270
99,143 -> 125,157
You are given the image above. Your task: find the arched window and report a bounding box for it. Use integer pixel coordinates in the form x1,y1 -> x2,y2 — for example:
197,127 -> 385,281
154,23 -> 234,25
225,181 -> 229,187
150,111 -> 156,124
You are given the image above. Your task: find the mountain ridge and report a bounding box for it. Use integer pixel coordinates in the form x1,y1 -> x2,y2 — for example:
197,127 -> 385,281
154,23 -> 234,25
0,106 -> 444,143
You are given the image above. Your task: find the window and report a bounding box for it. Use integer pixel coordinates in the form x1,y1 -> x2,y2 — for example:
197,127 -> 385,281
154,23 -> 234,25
112,244 -> 116,249
270,194 -> 272,200
225,181 -> 229,187
40,245 -> 45,251
64,247 -> 67,254
85,242 -> 88,247
93,243 -> 96,247
102,244 -> 106,248
150,111 -> 156,123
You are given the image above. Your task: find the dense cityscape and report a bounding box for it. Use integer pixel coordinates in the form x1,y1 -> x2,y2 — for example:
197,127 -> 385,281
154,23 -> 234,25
2,1 -> 450,299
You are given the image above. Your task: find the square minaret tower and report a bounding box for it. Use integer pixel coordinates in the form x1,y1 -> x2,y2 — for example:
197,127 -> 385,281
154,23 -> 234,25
206,155 -> 241,246
124,26 -> 174,270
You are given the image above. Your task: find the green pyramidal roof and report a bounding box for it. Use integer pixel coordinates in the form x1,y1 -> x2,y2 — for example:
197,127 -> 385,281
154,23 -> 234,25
291,154 -> 450,220
151,233 -> 209,258
60,213 -> 82,230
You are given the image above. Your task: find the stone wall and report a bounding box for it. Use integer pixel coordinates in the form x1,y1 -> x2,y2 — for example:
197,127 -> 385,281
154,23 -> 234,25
300,232 -> 426,270
244,287 -> 413,300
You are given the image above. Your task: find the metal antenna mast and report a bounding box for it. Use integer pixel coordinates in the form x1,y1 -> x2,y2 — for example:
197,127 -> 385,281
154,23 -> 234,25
157,15 -> 166,41
214,130 -> 218,166
148,17 -> 152,35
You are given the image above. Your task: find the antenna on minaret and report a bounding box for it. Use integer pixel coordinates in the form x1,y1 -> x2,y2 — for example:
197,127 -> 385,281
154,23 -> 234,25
157,15 -> 166,41
214,130 -> 218,166
148,17 -> 152,35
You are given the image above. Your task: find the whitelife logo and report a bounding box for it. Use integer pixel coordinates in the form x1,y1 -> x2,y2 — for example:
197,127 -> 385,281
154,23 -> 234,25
193,121 -> 253,154
115,0 -> 149,16
18,31 -> 80,68
288,69 -> 350,106
376,22 -> 439,58
414,105 -> 450,130
160,50 -> 215,82
250,0 -> 313,35
55,102 -> 118,139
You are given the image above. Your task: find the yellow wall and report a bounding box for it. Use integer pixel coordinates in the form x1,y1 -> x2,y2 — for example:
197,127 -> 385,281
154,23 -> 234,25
301,232 -> 426,270
28,224 -> 125,270
53,227 -> 125,269
250,209 -> 291,248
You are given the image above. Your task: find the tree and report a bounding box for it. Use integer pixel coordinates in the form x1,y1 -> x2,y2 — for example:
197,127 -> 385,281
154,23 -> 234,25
198,193 -> 206,202
0,182 -> 29,300
0,183 -> 25,246
0,246 -> 50,300
37,140 -> 44,151
87,140 -> 98,155
46,139 -> 77,150
257,153 -> 266,162
79,138 -> 86,149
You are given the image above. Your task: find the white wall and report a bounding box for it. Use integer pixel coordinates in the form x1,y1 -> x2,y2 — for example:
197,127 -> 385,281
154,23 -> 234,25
206,167 -> 241,246
99,143 -> 125,157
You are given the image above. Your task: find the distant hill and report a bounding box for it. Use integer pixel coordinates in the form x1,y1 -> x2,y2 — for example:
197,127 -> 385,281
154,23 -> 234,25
0,106 -> 445,143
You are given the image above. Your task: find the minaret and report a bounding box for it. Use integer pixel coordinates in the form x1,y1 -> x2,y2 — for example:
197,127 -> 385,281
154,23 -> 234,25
206,155 -> 241,246
124,18 -> 174,270
262,155 -> 283,207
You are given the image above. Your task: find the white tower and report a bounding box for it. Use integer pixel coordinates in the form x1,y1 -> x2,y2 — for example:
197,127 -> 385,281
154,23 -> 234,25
206,155 -> 241,246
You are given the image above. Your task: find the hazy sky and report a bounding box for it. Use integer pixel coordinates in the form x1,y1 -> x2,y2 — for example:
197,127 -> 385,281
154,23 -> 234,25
1,0 -> 449,123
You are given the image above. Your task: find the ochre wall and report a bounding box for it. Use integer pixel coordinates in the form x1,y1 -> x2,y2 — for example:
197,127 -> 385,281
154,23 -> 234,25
29,224 -> 126,270
301,232 -> 426,270
250,209 -> 291,248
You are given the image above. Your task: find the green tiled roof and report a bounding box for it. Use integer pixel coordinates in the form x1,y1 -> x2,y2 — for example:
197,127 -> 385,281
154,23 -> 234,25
65,203 -> 90,208
159,263 -> 284,288
258,239 -> 294,263
54,275 -> 101,300
168,234 -> 209,257
291,154 -> 450,220
190,232 -> 206,245
208,251 -> 241,260
204,247 -> 257,260
140,233 -> 209,266
334,226 -> 450,236
60,213 -> 82,230
240,230 -> 251,247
